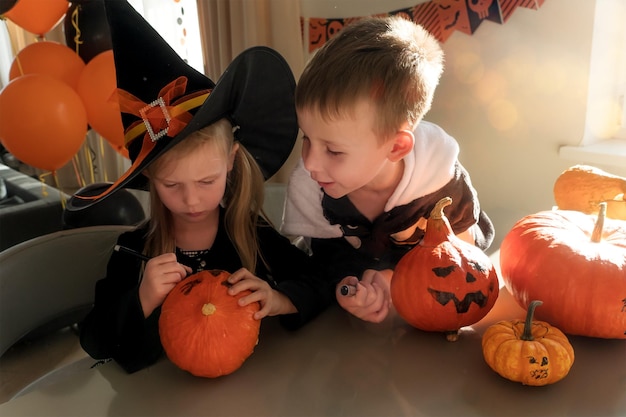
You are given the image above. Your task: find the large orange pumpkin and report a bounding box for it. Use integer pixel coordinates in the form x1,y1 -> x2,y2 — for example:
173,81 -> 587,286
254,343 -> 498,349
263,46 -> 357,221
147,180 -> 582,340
391,197 -> 500,341
500,203 -> 626,339
159,269 -> 261,377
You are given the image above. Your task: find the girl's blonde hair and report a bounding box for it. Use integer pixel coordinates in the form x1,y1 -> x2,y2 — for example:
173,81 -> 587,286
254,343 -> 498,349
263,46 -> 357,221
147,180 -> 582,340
143,118 -> 267,273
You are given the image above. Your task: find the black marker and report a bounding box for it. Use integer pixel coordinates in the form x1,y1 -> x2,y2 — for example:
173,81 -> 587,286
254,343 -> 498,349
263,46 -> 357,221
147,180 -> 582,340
113,245 -> 151,262
340,284 -> 357,296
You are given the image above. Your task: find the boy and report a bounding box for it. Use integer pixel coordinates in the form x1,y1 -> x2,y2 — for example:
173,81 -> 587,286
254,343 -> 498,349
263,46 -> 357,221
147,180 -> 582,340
281,16 -> 494,323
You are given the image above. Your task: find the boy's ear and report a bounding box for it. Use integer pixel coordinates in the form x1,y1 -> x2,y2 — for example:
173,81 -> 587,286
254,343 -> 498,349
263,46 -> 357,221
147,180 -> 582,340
388,129 -> 414,162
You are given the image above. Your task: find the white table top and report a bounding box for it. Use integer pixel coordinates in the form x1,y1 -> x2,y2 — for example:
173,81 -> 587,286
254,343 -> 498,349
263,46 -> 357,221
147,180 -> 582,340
2,253 -> 625,417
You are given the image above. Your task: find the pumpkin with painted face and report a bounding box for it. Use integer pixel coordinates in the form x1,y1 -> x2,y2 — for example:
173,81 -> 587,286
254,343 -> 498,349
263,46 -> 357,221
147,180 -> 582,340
390,197 -> 499,341
482,300 -> 575,386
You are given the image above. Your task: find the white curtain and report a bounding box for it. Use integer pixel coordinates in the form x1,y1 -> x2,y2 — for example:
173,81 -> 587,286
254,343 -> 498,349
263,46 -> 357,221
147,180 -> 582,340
197,0 -> 305,182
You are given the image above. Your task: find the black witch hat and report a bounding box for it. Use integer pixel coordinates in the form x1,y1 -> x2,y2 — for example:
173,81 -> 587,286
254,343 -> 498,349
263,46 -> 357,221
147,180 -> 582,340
67,0 -> 297,210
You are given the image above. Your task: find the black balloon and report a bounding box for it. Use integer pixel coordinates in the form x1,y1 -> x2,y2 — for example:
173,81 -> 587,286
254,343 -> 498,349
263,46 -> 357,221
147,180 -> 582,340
63,182 -> 146,229
63,0 -> 112,64
0,0 -> 17,15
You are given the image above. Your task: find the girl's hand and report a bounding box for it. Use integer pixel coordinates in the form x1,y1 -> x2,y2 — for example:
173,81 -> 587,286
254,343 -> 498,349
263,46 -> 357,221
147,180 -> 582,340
227,268 -> 297,320
336,269 -> 393,323
138,253 -> 191,317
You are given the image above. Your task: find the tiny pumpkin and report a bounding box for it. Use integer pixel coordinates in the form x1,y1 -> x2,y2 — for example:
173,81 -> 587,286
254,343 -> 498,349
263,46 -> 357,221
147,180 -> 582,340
553,164 -> 626,220
482,300 -> 575,386
159,269 -> 261,378
391,197 -> 499,341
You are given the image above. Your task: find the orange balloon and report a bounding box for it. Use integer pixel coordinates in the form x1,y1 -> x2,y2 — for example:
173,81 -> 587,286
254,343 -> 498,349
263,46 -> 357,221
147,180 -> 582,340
77,50 -> 125,152
4,0 -> 68,36
0,74 -> 87,171
9,41 -> 85,90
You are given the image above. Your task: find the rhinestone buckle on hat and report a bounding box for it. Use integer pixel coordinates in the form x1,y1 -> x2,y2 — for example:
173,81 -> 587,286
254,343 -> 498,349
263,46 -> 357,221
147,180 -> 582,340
139,97 -> 172,142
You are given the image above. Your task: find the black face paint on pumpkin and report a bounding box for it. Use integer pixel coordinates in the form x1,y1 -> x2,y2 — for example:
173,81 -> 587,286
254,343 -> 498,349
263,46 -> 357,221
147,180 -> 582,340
527,356 -> 550,380
427,288 -> 489,313
429,265 -> 489,313
465,272 -> 477,283
432,266 -> 455,277
528,356 -> 549,366
180,278 -> 202,295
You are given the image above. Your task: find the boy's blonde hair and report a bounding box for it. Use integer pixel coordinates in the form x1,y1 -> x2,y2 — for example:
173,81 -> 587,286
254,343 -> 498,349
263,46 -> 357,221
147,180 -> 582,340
296,16 -> 444,141
144,118 -> 266,273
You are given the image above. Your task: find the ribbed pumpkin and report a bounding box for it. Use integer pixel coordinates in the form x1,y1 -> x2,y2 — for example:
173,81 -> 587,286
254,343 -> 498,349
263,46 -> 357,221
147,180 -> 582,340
159,269 -> 261,377
500,203 -> 626,339
482,300 -> 575,386
390,197 -> 499,341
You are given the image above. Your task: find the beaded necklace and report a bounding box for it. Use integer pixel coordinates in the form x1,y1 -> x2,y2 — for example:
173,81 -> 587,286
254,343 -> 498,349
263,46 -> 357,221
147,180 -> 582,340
177,248 -> 211,274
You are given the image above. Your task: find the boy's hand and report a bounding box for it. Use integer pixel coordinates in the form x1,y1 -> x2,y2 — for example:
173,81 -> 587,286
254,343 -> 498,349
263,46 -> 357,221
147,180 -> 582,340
227,268 -> 297,319
139,253 -> 191,318
336,269 -> 392,323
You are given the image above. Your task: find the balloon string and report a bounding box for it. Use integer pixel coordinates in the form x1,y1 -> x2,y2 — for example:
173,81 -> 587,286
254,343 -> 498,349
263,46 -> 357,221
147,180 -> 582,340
38,172 -> 51,197
13,54 -> 23,76
98,135 -> 109,182
59,189 -> 67,210
51,171 -> 68,210
71,6 -> 82,55
72,154 -> 86,188
82,142 -> 94,184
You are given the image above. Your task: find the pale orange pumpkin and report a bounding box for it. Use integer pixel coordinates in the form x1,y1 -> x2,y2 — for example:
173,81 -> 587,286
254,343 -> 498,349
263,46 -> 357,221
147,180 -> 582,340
159,269 -> 261,377
391,197 -> 499,341
553,164 -> 626,220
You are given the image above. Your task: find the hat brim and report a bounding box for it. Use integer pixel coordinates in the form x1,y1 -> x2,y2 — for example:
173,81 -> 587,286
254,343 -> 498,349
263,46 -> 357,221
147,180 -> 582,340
67,0 -> 297,211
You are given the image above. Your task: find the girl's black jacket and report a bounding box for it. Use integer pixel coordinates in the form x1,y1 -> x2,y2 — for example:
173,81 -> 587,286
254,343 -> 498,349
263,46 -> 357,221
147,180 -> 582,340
80,210 -> 333,373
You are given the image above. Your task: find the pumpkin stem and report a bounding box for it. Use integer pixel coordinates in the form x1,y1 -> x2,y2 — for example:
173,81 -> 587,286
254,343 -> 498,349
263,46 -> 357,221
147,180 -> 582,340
590,202 -> 607,243
445,330 -> 459,342
202,303 -> 216,316
431,197 -> 452,220
521,300 -> 543,341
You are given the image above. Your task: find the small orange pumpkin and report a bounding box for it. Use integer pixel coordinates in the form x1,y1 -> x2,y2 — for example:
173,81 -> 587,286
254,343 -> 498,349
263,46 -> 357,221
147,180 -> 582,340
159,269 -> 261,378
482,300 -> 575,386
391,197 -> 499,341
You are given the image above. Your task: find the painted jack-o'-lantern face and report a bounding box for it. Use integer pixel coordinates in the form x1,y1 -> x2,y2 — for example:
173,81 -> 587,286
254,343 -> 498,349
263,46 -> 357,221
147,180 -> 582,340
482,301 -> 575,386
428,261 -> 492,314
527,354 -> 550,381
390,198 -> 500,340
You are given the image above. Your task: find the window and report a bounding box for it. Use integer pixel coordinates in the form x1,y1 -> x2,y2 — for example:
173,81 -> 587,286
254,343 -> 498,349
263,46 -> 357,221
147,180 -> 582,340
559,0 -> 626,167
0,1 -> 204,89
127,0 -> 204,74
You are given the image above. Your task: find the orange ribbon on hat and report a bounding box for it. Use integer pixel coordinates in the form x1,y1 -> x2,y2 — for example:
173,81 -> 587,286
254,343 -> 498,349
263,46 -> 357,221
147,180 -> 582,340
76,77 -> 210,201
117,76 -> 211,147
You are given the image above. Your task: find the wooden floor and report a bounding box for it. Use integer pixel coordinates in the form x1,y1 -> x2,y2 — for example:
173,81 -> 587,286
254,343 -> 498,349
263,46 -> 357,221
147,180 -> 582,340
0,327 -> 87,404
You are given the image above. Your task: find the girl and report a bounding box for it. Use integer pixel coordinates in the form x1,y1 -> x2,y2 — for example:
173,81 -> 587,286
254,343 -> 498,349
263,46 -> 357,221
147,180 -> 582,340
71,1 -> 331,373
79,117 -> 330,374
